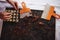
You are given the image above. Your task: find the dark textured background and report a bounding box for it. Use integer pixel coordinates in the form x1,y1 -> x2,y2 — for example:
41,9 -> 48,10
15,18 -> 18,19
1,9 -> 55,40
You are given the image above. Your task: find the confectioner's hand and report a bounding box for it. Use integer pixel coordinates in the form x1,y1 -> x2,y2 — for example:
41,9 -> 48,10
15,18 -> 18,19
6,0 -> 18,10
0,12 -> 11,20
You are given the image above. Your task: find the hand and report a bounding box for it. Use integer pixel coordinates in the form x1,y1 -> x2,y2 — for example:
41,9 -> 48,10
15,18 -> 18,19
7,0 -> 18,10
56,14 -> 60,19
54,13 -> 60,19
0,12 -> 11,20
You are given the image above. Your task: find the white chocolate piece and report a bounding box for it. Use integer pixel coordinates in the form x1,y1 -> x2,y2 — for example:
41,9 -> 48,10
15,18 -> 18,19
41,4 -> 50,19
20,12 -> 31,18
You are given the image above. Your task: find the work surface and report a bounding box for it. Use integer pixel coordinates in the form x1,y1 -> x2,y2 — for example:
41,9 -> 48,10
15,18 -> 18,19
1,10 -> 55,40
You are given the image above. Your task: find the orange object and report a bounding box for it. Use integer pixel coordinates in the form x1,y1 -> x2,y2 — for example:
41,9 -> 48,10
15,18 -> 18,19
46,6 -> 60,20
20,2 -> 31,14
41,5 -> 60,21
46,6 -> 54,20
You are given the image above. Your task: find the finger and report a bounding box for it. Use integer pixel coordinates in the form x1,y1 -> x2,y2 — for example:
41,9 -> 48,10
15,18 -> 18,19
54,14 -> 60,19
3,18 -> 11,20
11,2 -> 19,10
4,13 -> 11,16
7,1 -> 17,10
4,15 -> 11,18
4,17 -> 11,20
3,16 -> 11,20
6,13 -> 11,16
52,13 -> 60,19
56,15 -> 60,19
14,2 -> 19,10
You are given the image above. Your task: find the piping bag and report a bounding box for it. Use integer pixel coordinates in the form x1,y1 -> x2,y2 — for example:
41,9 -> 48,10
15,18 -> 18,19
20,2 -> 32,18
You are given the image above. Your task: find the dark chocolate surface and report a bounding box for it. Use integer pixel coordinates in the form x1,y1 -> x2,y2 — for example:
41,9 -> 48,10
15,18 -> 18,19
1,9 -> 55,40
